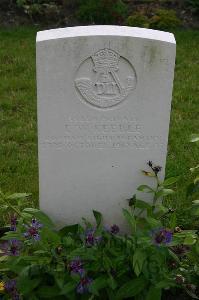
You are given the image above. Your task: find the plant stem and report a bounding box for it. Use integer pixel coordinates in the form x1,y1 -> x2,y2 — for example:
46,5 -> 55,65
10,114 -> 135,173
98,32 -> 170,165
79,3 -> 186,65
152,175 -> 160,212
0,190 -> 21,217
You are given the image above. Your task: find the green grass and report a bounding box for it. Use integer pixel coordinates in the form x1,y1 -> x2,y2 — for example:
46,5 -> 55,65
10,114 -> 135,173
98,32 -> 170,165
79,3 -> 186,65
0,27 -> 198,225
0,27 -> 38,200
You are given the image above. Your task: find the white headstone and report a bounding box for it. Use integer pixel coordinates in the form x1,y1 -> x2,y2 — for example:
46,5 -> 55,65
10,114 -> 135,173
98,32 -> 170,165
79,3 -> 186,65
37,26 -> 176,230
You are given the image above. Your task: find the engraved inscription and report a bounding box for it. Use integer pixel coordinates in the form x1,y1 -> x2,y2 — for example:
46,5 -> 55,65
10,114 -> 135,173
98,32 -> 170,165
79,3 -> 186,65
41,134 -> 166,150
40,115 -> 166,152
75,49 -> 137,108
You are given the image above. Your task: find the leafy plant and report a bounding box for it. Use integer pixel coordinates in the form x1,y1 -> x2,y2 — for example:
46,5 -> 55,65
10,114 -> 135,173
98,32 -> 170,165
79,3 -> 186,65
16,0 -> 60,21
149,9 -> 181,30
0,162 -> 198,299
187,134 -> 199,199
126,13 -> 150,28
126,8 -> 182,30
185,0 -> 199,14
0,190 -> 31,228
76,0 -> 128,24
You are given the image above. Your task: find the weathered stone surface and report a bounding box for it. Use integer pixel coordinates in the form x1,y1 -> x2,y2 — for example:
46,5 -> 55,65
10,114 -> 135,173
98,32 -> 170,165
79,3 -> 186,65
37,26 -> 176,230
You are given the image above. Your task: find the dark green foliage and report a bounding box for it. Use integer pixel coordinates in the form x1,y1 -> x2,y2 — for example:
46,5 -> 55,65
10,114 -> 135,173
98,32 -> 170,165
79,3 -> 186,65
126,13 -> 150,28
76,0 -> 128,24
0,167 -> 198,299
126,9 -> 181,30
150,9 -> 181,30
185,0 -> 199,14
16,0 -> 60,21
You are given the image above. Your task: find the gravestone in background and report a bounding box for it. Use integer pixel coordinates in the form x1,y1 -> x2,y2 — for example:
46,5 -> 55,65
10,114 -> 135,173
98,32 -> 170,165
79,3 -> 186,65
36,26 -> 176,230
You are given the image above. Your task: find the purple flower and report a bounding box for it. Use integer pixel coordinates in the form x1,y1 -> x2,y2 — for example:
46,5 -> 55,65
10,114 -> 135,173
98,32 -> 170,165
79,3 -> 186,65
171,244 -> 190,256
10,214 -> 17,232
5,279 -> 20,300
69,258 -> 85,276
85,229 -> 95,246
147,161 -> 162,175
85,229 -> 102,247
76,277 -> 92,294
153,165 -> 162,175
0,240 -> 21,256
147,161 -> 153,168
110,224 -> 120,234
24,219 -> 43,241
151,228 -> 173,245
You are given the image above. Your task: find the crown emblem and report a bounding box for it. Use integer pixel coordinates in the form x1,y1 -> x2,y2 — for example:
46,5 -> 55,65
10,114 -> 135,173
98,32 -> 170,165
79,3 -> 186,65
75,48 -> 137,108
92,49 -> 120,72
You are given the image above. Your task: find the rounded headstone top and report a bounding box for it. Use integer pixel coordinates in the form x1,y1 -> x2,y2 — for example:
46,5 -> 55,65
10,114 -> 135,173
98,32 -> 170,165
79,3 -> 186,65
36,25 -> 176,44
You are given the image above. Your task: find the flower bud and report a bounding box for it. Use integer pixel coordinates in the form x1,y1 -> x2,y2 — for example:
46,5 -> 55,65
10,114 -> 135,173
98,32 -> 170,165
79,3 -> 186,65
186,284 -> 196,292
56,246 -> 63,255
175,274 -> 185,285
174,226 -> 182,233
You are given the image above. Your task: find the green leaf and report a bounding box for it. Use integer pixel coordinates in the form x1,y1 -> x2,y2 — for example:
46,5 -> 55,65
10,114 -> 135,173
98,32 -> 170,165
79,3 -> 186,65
116,277 -> 146,299
103,255 -> 113,271
41,227 -> 60,246
23,208 -> 55,228
146,217 -> 161,228
107,276 -> 117,290
163,177 -> 179,186
155,204 -> 168,214
6,193 -> 31,200
37,285 -> 61,298
69,248 -> 96,261
1,231 -> 23,240
134,199 -> 152,210
0,255 -> 8,262
168,249 -> 180,264
184,235 -> 197,245
146,286 -> 162,300
187,182 -> 199,197
195,241 -> 199,255
156,280 -> 176,289
194,176 -> 199,184
61,282 -> 76,295
190,164 -> 199,172
21,212 -> 33,220
169,213 -> 177,229
122,209 -> 135,232
33,250 -> 49,255
23,208 -> 39,214
133,249 -> 146,276
93,210 -> 102,227
192,207 -> 199,216
192,200 -> 199,205
190,134 -> 199,143
128,194 -> 137,207
59,224 -> 79,237
90,276 -> 108,296
62,236 -> 74,247
17,277 -> 42,296
137,185 -> 154,193
156,188 -> 174,198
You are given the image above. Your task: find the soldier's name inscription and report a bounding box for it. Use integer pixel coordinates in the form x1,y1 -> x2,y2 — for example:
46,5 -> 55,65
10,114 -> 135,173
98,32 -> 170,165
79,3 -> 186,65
40,115 -> 166,150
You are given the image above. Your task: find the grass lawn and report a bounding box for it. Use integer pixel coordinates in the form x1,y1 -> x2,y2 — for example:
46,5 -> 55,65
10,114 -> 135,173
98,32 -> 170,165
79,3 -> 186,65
0,27 -> 198,226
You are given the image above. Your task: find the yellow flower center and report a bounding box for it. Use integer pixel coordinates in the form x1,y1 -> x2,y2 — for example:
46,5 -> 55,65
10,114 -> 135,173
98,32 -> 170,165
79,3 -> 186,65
0,281 -> 5,292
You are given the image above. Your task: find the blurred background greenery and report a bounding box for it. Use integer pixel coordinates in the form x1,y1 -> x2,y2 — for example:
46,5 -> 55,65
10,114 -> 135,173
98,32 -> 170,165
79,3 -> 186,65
0,0 -> 198,30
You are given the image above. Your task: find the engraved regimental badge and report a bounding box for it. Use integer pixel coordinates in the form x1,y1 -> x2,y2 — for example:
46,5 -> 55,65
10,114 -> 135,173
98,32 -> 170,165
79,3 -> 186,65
75,49 -> 137,108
